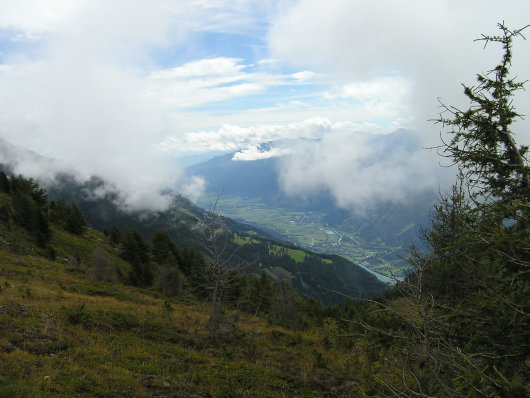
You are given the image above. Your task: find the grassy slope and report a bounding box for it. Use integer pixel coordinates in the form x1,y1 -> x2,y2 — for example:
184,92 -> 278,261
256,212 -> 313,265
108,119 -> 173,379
0,226 -> 368,397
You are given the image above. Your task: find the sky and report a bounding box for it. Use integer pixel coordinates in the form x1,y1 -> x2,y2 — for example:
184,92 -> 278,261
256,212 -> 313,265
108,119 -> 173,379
0,0 -> 529,211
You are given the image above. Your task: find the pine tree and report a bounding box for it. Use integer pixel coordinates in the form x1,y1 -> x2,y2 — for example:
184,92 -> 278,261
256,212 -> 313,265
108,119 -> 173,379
362,24 -> 530,397
66,203 -> 86,235
151,229 -> 181,267
0,171 -> 10,193
121,229 -> 152,287
109,225 -> 121,246
436,23 -> 530,207
416,24 -> 530,396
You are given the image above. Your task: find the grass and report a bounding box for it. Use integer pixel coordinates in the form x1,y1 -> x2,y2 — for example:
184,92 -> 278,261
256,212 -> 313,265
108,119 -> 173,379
287,249 -> 306,263
0,224 -> 368,397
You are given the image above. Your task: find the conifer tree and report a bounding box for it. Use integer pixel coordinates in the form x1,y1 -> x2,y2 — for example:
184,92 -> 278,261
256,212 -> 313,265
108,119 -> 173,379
417,23 -> 529,396
109,225 -> 121,246
362,24 -> 530,397
121,229 -> 152,286
0,171 -> 10,193
151,229 -> 181,267
436,23 -> 530,207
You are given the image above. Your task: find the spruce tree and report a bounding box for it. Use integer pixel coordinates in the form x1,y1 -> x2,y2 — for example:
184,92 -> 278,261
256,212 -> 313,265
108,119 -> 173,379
121,229 -> 152,287
151,229 -> 181,267
436,23 -> 530,206
0,171 -> 10,193
364,24 -> 530,397
417,23 -> 530,396
109,225 -> 121,246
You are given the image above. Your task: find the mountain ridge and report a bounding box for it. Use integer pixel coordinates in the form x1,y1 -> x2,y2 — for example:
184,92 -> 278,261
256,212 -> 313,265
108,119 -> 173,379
0,137 -> 387,304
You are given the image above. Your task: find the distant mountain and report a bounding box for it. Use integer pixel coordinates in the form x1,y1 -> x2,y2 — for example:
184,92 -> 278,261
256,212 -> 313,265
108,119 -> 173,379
188,144 -> 337,211
188,130 -> 439,273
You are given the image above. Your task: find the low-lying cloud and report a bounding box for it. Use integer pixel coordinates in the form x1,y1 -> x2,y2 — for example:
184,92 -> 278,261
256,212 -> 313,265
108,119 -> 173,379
277,130 -> 452,213
161,117 -> 388,154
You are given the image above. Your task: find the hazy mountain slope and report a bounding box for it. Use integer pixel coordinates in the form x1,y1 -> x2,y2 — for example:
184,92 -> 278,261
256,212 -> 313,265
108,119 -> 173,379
0,137 -> 387,303
45,174 -> 387,304
188,147 -> 337,211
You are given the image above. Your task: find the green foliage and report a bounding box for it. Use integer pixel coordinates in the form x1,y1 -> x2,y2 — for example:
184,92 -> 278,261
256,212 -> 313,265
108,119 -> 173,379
153,265 -> 185,297
88,247 -> 118,282
6,175 -> 51,247
0,171 -> 10,193
49,199 -> 86,235
109,225 -> 121,245
9,175 -> 48,206
150,229 -> 181,267
436,23 -> 530,206
357,24 -> 530,397
180,245 -> 207,291
121,228 -> 153,287
426,26 -> 530,394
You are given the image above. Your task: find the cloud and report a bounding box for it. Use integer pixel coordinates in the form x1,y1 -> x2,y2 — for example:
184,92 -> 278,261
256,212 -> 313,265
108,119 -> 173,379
323,76 -> 412,119
268,0 -> 530,143
1,0 -> 527,214
291,70 -> 317,82
277,130 -> 451,213
178,175 -> 206,202
0,1 -> 282,211
160,117 -> 387,154
232,145 -> 291,161
150,57 -> 246,79
147,57 -> 279,109
255,0 -> 530,210
166,118 -> 450,212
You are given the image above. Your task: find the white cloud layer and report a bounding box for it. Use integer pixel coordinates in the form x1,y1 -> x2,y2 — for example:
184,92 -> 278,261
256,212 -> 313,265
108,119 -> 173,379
178,175 -> 206,202
277,130 -> 451,212
232,145 -> 291,161
160,117 -> 387,154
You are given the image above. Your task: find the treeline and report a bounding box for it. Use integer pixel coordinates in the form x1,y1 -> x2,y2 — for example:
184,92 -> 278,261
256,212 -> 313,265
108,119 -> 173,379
0,171 -> 86,247
109,225 -> 339,329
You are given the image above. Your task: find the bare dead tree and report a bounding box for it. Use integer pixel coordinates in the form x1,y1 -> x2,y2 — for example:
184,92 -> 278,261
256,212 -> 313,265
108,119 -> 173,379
204,195 -> 245,340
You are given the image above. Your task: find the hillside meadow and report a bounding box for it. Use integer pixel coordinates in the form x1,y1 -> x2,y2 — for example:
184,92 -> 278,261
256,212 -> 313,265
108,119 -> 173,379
0,225 -> 384,397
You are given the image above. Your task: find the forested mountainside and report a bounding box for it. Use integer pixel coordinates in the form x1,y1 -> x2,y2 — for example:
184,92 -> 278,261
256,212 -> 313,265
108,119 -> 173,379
44,173 -> 387,304
0,163 -> 387,305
